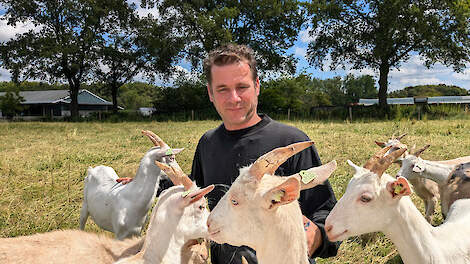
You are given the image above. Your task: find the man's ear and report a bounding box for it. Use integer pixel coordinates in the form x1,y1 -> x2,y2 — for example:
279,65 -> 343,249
386,177 -> 412,199
207,84 -> 214,102
263,176 -> 300,210
255,77 -> 260,96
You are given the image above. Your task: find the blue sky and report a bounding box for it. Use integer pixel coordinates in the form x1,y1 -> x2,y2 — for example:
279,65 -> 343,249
0,3 -> 469,92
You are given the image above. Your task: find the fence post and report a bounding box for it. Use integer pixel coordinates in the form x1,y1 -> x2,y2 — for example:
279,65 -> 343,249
191,110 -> 194,121
349,105 -> 353,122
287,108 -> 291,121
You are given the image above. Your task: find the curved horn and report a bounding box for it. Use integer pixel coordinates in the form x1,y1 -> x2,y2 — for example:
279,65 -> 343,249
142,130 -> 166,148
249,141 -> 314,181
367,147 -> 407,177
413,144 -> 430,157
395,133 -> 407,141
155,161 -> 194,190
363,145 -> 392,170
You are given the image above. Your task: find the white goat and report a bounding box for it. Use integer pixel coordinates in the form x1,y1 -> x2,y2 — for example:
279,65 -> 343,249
375,134 -> 440,223
325,146 -> 470,264
0,165 -> 213,264
207,141 -> 337,264
397,145 -> 470,218
80,130 -> 184,240
115,161 -> 214,264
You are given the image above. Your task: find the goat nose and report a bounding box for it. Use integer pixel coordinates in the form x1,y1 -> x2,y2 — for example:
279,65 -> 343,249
325,224 -> 333,233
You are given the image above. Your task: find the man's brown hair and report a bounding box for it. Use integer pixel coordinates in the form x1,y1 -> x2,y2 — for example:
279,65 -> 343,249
204,44 -> 258,87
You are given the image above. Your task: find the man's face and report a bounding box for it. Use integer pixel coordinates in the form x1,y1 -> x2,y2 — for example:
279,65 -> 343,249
207,61 -> 260,131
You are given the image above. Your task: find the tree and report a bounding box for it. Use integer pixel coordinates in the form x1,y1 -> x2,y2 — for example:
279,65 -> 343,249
389,84 -> 469,97
0,0 -> 132,119
144,0 -> 306,75
93,8 -> 183,113
343,74 -> 377,103
305,0 -> 470,111
0,86 -> 25,119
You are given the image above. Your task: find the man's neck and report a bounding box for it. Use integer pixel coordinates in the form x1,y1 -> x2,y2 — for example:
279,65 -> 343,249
224,113 -> 262,131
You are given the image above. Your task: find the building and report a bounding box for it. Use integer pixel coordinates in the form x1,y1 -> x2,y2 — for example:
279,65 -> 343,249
358,96 -> 470,106
0,89 -> 118,119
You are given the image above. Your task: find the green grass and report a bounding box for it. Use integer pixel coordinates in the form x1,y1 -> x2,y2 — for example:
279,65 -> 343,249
1,119 -> 469,263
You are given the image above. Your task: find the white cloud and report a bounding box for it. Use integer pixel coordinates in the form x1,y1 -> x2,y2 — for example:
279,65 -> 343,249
294,47 -> 306,58
452,67 -> 470,81
0,16 -> 37,42
0,67 -> 11,81
299,28 -> 316,43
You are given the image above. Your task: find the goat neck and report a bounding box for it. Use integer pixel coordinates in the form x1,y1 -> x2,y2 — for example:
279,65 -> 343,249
254,201 -> 309,264
419,160 -> 455,184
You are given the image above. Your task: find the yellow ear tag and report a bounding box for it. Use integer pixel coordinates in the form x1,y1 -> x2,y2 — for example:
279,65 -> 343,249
300,170 -> 316,184
165,149 -> 174,156
394,184 -> 403,195
182,190 -> 191,198
272,190 -> 284,202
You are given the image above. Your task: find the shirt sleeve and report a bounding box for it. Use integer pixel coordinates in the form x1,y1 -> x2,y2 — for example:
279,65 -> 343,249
293,144 -> 341,259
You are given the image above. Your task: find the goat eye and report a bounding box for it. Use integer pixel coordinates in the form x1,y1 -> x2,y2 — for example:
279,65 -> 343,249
231,199 -> 239,206
360,195 -> 372,203
199,205 -> 204,210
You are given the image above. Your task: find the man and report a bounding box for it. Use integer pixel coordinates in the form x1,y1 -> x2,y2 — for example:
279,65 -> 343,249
190,44 -> 339,264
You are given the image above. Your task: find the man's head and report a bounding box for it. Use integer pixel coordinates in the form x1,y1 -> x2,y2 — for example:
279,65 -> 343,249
204,44 -> 261,131
204,44 -> 258,86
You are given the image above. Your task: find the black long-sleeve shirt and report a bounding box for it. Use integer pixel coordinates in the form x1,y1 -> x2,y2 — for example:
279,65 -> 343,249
190,114 -> 340,264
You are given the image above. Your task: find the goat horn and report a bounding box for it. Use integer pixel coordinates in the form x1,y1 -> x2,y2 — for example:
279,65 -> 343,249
369,147 -> 407,177
363,145 -> 392,171
298,160 -> 337,190
395,133 -> 407,140
249,141 -> 314,181
142,130 -> 166,148
413,144 -> 430,157
154,161 -> 194,190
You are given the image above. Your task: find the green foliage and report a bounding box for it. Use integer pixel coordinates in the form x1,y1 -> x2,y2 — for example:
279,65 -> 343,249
0,0 -> 135,118
0,81 -> 66,92
153,0 -> 305,74
305,0 -> 470,109
389,84 -> 469,97
0,86 -> 25,119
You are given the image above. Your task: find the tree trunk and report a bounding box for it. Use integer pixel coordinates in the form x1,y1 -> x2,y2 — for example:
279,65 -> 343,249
112,85 -> 118,113
69,84 -> 79,120
378,62 -> 390,112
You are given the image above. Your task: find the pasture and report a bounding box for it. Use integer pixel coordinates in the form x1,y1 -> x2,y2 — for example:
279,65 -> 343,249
1,119 -> 469,263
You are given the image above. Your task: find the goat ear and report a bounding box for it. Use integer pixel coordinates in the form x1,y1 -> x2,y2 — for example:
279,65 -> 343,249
386,177 -> 411,199
183,185 -> 215,206
171,148 -> 184,155
347,160 -> 363,174
375,141 -> 386,147
264,176 -> 300,210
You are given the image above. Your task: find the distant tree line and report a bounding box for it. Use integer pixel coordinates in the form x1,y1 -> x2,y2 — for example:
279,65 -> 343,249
0,0 -> 468,119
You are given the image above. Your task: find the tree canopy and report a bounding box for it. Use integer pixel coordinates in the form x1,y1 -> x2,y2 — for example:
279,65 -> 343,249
389,84 -> 469,97
305,0 -> 470,111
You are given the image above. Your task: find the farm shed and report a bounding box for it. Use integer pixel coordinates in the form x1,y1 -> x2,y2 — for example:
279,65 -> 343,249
358,96 -> 470,106
0,89 -> 119,120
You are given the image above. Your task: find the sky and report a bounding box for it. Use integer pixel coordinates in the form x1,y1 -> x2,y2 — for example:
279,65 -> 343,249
0,3 -> 468,93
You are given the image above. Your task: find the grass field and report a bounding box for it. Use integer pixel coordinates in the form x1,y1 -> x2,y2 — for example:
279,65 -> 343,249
1,119 -> 470,263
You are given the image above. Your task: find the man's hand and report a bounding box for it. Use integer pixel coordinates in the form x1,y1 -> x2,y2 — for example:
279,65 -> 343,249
116,177 -> 133,185
303,215 -> 322,256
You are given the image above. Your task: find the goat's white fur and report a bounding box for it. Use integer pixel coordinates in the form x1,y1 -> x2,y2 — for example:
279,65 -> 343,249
376,137 -> 440,223
207,146 -> 337,264
397,152 -> 470,217
80,134 -> 183,240
115,184 -> 213,264
326,160 -> 470,264
0,185 -> 212,264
